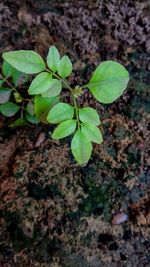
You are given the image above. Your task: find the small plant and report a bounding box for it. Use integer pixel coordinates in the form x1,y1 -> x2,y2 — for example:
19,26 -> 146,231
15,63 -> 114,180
0,46 -> 129,165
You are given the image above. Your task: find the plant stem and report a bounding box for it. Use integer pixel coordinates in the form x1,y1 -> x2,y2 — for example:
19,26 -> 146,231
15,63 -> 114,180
0,74 -> 31,102
0,74 -> 18,92
46,68 -> 80,127
46,68 -> 73,92
82,84 -> 88,89
73,97 -> 80,128
21,102 -> 24,118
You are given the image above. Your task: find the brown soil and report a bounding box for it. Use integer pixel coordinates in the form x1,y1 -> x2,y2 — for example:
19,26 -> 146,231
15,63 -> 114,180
0,1 -> 150,266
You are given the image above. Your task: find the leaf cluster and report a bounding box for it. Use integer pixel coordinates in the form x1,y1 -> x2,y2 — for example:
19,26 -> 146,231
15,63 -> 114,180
0,46 -> 129,165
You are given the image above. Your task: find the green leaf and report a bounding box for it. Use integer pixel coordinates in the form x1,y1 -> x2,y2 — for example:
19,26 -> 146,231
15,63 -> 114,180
47,103 -> 74,124
9,117 -> 27,127
0,80 -> 3,86
12,70 -> 29,86
52,120 -> 76,139
87,61 -> 129,104
26,102 -> 34,115
79,107 -> 100,126
25,111 -> 39,124
0,88 -> 12,104
2,61 -> 29,86
42,79 -> 62,97
34,95 -> 58,123
81,123 -> 103,144
13,92 -> 23,103
47,46 -> 60,72
71,129 -> 92,165
25,102 -> 39,124
0,102 -> 20,117
2,50 -> 46,74
57,55 -> 72,78
28,72 -> 52,95
2,61 -> 14,78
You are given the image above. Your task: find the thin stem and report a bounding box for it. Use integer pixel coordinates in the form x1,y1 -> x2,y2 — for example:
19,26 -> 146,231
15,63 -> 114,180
20,102 -> 24,118
46,68 -> 73,92
63,78 -> 73,92
73,97 -> 80,128
0,74 -> 18,92
46,68 -> 60,80
23,98 -> 31,102
59,93 -> 70,99
82,84 -> 88,89
46,68 -> 80,127
0,74 -> 31,102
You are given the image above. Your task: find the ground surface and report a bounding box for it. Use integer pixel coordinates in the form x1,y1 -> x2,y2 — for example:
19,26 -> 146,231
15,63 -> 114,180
0,0 -> 150,266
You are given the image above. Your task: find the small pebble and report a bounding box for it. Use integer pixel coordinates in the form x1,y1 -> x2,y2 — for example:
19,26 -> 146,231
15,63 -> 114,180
35,132 -> 46,147
112,212 -> 128,225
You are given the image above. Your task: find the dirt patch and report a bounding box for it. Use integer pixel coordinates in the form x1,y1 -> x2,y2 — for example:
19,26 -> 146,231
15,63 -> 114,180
0,0 -> 150,266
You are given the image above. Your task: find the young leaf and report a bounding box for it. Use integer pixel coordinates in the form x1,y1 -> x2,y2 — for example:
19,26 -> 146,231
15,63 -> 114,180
34,95 -> 58,123
13,92 -> 23,103
0,88 -> 12,104
71,129 -> 92,165
2,50 -> 46,74
2,61 -> 29,86
28,72 -> 52,95
9,117 -> 27,127
57,55 -> 72,78
87,61 -> 129,104
47,103 -> 74,124
79,107 -> 100,126
81,123 -> 103,144
42,79 -> 62,97
52,119 -> 76,139
47,46 -> 60,72
0,102 -> 20,117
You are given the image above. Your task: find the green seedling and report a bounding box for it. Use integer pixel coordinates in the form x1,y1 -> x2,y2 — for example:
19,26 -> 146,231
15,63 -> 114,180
0,46 -> 129,165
